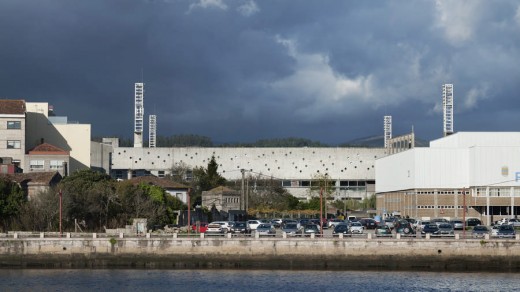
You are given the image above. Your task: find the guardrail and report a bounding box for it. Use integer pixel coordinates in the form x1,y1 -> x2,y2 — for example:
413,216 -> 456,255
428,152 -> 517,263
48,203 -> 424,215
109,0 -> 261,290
1,231 -> 519,241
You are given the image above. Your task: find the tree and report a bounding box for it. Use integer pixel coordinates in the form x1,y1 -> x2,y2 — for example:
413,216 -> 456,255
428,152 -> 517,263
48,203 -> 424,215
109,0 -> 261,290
59,169 -> 116,231
0,177 -> 26,231
192,156 -> 226,207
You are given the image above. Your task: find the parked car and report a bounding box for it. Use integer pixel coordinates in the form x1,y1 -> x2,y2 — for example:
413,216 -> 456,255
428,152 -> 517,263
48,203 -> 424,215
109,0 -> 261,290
384,218 -> 396,230
349,222 -> 364,234
507,218 -> 520,227
471,225 -> 490,238
230,221 -> 249,234
271,219 -> 282,228
491,225 -> 500,237
437,223 -> 455,236
375,224 -> 392,237
421,224 -> 440,237
466,218 -> 482,227
210,221 -> 232,233
450,219 -> 464,230
359,218 -> 377,229
256,223 -> 276,237
395,220 -> 415,235
497,224 -> 516,238
417,220 -> 430,230
303,224 -> 320,236
247,220 -> 262,232
297,219 -> 310,229
281,223 -> 301,237
332,223 -> 351,237
281,219 -> 298,229
328,219 -> 345,228
206,223 -> 225,235
191,222 -> 208,233
431,218 -> 449,227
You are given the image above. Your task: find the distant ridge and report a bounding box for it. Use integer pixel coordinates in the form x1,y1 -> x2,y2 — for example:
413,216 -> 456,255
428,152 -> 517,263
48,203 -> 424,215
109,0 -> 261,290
339,135 -> 429,148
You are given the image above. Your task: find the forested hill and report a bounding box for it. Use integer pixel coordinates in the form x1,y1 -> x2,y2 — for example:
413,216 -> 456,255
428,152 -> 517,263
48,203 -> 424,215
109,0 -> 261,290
93,134 -> 425,148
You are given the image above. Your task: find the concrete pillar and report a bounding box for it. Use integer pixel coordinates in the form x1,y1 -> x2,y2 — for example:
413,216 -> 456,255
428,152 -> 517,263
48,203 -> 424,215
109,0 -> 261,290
486,187 -> 490,226
485,234 -> 490,240
516,234 -> 520,240
127,169 -> 132,180
255,231 -> 259,239
200,233 -> 205,238
434,192 -> 438,217
13,233 -> 18,239
227,232 -> 232,239
92,233 -> 97,239
455,234 -> 459,240
426,233 -> 431,240
311,233 -> 315,239
173,233 -> 178,239
454,190 -> 458,218
146,233 -> 151,238
40,232 -> 44,238
396,233 -> 401,240
119,232 -> 124,239
339,233 -> 343,239
66,233 -> 71,238
367,233 -> 372,239
282,232 -> 287,239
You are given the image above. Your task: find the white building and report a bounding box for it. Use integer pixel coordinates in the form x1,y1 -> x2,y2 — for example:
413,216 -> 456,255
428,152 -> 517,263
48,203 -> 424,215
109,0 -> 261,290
376,132 -> 520,224
109,146 -> 387,200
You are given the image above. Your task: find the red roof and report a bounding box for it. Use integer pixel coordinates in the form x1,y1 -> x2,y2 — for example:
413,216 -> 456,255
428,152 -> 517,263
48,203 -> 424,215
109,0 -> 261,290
0,99 -> 25,115
28,143 -> 69,155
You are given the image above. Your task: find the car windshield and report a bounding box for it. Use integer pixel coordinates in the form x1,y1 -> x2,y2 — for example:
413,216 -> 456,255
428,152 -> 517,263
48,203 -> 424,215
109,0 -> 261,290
235,223 -> 246,227
499,225 -> 513,230
258,224 -> 270,228
473,226 -> 488,231
439,223 -> 452,228
352,222 -> 362,226
285,224 -> 297,229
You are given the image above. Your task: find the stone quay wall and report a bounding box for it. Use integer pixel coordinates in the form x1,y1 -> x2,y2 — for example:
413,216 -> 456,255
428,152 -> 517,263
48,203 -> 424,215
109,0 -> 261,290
1,234 -> 519,271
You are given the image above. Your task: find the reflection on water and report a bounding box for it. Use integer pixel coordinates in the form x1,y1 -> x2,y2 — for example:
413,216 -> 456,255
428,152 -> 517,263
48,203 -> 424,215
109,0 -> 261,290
0,269 -> 518,292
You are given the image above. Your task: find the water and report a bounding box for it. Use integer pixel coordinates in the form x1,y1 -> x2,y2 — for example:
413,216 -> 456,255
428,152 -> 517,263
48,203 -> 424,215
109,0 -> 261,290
0,269 -> 518,292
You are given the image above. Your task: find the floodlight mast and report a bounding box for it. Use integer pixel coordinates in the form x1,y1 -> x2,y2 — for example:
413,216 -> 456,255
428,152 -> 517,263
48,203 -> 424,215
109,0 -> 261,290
134,82 -> 144,148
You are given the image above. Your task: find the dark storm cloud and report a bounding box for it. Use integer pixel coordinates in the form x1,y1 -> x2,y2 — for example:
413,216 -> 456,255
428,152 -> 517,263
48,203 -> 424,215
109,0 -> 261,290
1,0 -> 519,144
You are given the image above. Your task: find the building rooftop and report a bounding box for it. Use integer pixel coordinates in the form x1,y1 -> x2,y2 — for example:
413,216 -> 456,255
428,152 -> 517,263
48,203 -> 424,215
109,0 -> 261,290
28,143 -> 70,155
0,99 -> 25,115
0,171 -> 62,185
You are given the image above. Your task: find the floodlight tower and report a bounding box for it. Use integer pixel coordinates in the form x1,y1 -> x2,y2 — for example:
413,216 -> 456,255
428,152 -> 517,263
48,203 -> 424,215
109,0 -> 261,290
443,84 -> 454,136
149,115 -> 157,148
134,82 -> 144,148
384,115 -> 392,148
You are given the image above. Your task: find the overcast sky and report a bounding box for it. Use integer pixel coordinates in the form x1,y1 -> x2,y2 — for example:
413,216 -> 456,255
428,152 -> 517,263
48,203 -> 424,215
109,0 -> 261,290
1,0 -> 519,144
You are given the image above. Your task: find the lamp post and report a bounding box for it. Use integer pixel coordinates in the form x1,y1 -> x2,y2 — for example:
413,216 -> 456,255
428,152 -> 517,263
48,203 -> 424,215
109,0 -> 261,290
59,189 -> 62,238
187,188 -> 191,237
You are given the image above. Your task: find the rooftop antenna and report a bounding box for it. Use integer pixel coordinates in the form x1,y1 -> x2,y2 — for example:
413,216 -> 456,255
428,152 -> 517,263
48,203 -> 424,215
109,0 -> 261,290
384,115 -> 392,148
443,84 -> 454,137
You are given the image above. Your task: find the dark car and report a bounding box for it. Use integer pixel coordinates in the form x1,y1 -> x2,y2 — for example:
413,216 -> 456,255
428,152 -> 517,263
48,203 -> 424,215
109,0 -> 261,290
332,223 -> 351,236
375,225 -> 392,237
303,224 -> 320,236
230,221 -> 249,234
394,220 -> 415,235
281,223 -> 301,237
466,218 -> 482,227
471,225 -> 490,238
421,224 -> 440,237
359,218 -> 377,229
437,223 -> 455,236
497,224 -> 516,238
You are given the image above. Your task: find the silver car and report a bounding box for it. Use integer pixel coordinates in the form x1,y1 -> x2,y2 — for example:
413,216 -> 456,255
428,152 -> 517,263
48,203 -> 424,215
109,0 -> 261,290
281,223 -> 301,237
437,223 -> 454,236
256,223 -> 276,237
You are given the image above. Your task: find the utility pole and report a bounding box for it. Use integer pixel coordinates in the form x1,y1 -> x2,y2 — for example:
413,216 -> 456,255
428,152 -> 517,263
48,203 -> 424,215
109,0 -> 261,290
241,169 -> 245,212
187,188 -> 191,237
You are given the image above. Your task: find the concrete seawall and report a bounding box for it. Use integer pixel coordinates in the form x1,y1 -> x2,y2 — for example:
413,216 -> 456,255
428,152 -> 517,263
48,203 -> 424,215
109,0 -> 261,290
1,236 -> 520,271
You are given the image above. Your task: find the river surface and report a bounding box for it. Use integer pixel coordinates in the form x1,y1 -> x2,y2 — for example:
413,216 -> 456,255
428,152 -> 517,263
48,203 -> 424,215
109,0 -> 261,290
0,269 -> 518,292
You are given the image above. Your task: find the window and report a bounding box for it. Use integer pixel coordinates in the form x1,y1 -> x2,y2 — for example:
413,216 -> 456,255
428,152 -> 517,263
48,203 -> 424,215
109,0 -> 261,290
50,160 -> 63,169
7,140 -> 21,149
30,160 -> 44,169
158,170 -> 165,178
7,121 -> 21,129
